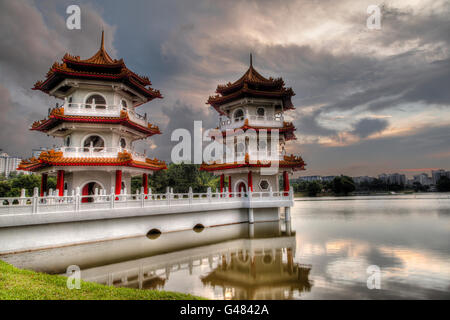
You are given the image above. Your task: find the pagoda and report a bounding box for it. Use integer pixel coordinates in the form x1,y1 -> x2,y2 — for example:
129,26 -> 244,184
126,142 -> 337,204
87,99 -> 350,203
18,32 -> 166,199
200,55 -> 305,194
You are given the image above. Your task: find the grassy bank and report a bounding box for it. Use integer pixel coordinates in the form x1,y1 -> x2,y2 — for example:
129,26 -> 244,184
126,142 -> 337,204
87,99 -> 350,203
0,260 -> 203,300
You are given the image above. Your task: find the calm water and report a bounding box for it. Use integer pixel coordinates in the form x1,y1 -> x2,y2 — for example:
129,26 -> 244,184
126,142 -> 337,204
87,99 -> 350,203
2,193 -> 450,299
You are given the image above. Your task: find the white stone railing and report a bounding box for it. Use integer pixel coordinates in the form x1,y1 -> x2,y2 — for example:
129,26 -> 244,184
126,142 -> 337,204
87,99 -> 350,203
219,114 -> 284,131
54,146 -> 147,161
235,151 -> 284,162
0,187 -> 293,216
60,103 -> 148,127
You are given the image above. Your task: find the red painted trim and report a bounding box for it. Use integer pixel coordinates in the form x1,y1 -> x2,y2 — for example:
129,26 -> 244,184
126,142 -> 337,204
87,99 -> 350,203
220,174 -> 224,193
228,176 -> 232,197
143,173 -> 148,194
115,170 -> 122,195
283,171 -> 290,195
248,171 -> 253,192
56,170 -> 64,196
40,173 -> 48,197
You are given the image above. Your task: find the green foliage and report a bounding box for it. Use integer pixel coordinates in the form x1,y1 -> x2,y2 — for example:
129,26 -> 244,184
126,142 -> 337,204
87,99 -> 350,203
306,181 -> 322,196
436,176 -> 450,192
0,260 -> 203,300
332,176 -> 356,195
131,163 -> 219,194
0,174 -> 57,197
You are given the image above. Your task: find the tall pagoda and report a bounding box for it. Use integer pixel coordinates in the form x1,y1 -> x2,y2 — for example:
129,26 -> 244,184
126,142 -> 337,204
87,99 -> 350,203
200,55 -> 305,194
18,32 -> 166,199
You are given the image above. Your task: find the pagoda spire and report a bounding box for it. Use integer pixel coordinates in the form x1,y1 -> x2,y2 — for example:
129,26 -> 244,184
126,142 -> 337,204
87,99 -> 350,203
100,30 -> 105,50
250,53 -> 253,67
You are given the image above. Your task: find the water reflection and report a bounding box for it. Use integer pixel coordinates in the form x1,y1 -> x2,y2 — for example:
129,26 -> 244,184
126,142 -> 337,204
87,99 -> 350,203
1,220 -> 313,299
2,194 -> 449,299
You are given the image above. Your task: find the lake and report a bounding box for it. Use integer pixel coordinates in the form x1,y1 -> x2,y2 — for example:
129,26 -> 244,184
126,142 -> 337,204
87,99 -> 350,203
2,193 -> 449,299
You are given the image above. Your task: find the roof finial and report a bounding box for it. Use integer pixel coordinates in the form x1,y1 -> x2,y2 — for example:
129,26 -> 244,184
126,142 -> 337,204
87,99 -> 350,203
100,29 -> 105,50
250,53 -> 253,67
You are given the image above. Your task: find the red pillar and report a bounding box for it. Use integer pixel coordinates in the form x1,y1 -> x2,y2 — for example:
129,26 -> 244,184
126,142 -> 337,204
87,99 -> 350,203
228,176 -> 232,197
56,170 -> 64,196
283,171 -> 290,195
40,173 -> 48,197
248,171 -> 253,192
142,173 -> 148,194
115,170 -> 122,195
220,174 -> 224,193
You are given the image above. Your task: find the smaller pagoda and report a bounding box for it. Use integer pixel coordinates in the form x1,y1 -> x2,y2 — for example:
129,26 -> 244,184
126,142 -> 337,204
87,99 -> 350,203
200,55 -> 305,194
19,32 -> 166,199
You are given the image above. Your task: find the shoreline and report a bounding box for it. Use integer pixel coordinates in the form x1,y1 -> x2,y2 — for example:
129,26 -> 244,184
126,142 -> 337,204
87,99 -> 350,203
0,260 -> 204,300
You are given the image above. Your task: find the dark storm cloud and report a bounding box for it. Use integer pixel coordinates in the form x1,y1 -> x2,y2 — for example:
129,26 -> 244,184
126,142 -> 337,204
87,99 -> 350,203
351,118 -> 389,138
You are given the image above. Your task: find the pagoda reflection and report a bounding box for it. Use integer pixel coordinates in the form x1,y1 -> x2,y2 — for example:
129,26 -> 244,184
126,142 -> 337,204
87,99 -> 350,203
201,245 -> 312,300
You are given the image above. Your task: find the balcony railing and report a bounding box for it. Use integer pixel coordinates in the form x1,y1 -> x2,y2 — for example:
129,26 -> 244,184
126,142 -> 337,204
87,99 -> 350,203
54,147 -> 147,161
0,187 -> 293,216
60,102 -> 148,127
219,114 -> 284,131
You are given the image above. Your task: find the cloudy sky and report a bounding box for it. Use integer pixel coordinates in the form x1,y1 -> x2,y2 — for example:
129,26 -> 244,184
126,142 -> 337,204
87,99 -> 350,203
0,0 -> 449,177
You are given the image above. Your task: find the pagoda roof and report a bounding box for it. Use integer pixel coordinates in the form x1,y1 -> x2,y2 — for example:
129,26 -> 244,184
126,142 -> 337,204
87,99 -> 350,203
207,55 -> 295,113
33,31 -> 162,102
30,107 -> 161,137
199,154 -> 306,172
18,150 -> 167,172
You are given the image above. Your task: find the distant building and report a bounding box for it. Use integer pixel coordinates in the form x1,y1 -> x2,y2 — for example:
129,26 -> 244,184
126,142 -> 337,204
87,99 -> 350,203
413,173 -> 431,186
378,173 -> 405,185
353,176 -> 375,184
32,148 -> 47,159
432,169 -> 447,185
321,176 -> 336,182
0,152 -> 23,177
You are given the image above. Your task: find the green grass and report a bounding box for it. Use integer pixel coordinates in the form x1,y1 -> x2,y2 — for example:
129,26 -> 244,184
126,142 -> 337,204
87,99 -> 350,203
0,260 -> 203,300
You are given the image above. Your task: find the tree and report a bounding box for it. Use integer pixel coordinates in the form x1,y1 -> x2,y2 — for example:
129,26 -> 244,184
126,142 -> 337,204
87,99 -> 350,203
436,176 -> 450,192
332,176 -> 356,195
306,181 -> 321,196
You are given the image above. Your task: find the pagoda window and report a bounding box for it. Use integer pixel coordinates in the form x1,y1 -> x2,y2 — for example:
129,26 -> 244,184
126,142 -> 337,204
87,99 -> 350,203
85,94 -> 106,109
233,109 -> 244,122
259,179 -> 270,191
64,135 -> 71,147
257,107 -> 265,118
68,96 -> 73,108
121,100 -> 128,111
119,137 -> 127,149
83,135 -> 105,152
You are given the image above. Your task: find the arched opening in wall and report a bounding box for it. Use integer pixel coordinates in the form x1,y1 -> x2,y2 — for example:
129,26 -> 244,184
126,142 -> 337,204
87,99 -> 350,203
83,135 -> 105,152
81,181 -> 103,203
233,109 -> 244,122
193,224 -> 205,233
237,182 -> 247,197
85,94 -> 106,109
147,229 -> 161,239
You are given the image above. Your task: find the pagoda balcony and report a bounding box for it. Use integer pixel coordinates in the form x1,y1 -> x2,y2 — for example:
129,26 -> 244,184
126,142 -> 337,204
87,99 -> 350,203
54,146 -> 147,162
207,151 -> 285,163
219,114 -> 285,131
62,102 -> 148,128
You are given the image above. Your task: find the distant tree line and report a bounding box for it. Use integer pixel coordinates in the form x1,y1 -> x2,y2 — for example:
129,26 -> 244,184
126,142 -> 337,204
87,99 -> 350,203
291,175 -> 356,196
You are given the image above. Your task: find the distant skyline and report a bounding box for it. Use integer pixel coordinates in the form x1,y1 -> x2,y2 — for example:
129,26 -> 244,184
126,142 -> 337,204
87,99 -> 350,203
0,0 -> 449,177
